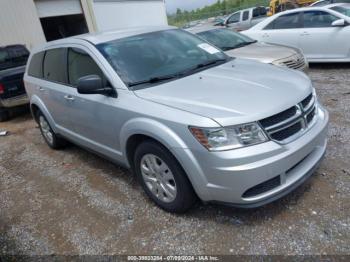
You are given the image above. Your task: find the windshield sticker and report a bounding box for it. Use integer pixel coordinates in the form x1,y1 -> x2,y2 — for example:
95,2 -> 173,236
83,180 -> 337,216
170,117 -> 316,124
198,43 -> 220,55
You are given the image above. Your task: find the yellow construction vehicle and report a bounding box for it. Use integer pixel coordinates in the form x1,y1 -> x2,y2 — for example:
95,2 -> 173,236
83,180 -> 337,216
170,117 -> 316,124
268,0 -> 316,16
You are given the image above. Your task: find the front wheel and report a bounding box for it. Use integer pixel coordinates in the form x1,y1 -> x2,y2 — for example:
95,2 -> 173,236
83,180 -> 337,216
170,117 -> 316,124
134,141 -> 197,213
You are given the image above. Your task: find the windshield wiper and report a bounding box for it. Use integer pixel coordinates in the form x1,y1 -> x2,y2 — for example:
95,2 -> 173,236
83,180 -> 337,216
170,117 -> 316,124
224,40 -> 258,50
128,74 -> 181,87
181,58 -> 228,75
128,58 -> 229,87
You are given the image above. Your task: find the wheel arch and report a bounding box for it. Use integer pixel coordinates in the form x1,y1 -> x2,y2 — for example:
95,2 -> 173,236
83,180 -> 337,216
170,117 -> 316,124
30,95 -> 58,132
121,118 -> 188,169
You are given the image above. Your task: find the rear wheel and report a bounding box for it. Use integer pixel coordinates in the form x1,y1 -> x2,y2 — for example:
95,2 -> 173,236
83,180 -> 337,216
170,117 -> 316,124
0,108 -> 10,122
134,140 -> 197,213
37,111 -> 67,149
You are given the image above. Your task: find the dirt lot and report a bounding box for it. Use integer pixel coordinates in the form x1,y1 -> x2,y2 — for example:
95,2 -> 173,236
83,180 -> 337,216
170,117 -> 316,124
0,64 -> 349,256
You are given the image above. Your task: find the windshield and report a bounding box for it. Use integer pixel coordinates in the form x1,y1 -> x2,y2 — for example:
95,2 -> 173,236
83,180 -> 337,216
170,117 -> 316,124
97,29 -> 229,88
331,6 -> 350,17
0,45 -> 29,71
197,29 -> 257,51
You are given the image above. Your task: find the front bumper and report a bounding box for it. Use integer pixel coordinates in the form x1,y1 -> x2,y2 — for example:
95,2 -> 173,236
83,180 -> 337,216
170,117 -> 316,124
174,106 -> 328,207
0,94 -> 29,108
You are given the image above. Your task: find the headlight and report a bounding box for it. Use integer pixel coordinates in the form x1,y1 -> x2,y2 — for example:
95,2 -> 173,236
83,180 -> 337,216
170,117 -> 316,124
189,122 -> 268,151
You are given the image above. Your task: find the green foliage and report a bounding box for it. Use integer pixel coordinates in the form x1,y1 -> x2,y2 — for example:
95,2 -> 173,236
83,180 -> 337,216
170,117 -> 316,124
168,0 -> 269,27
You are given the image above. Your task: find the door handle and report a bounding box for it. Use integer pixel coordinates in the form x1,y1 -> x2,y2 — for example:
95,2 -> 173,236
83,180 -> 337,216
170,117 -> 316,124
301,31 -> 310,36
262,33 -> 269,37
38,87 -> 45,92
64,95 -> 75,101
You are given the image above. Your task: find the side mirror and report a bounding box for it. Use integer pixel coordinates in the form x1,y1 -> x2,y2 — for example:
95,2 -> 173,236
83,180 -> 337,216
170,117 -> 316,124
332,19 -> 346,27
77,75 -> 116,96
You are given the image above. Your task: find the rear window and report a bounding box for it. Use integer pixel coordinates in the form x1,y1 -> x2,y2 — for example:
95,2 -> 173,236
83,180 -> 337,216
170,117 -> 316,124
43,48 -> 67,84
0,45 -> 29,71
253,7 -> 267,18
28,52 -> 45,78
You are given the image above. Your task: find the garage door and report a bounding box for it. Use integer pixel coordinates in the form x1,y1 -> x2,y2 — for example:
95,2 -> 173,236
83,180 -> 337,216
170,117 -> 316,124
93,0 -> 168,31
35,0 -> 83,18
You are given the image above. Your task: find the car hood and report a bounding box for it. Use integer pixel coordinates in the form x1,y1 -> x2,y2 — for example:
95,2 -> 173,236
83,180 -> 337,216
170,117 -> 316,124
225,42 -> 299,64
134,59 -> 312,127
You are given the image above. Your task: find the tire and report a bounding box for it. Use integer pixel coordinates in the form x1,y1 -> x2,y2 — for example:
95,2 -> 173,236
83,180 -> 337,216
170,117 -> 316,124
134,140 -> 197,213
36,111 -> 67,149
0,108 -> 10,122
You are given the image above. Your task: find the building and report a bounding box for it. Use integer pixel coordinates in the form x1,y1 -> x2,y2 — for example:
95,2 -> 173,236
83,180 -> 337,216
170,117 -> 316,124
0,0 -> 168,50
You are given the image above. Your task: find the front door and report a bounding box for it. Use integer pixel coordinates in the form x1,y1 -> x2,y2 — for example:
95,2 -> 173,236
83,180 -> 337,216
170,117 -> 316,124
64,47 -> 123,158
299,10 -> 350,60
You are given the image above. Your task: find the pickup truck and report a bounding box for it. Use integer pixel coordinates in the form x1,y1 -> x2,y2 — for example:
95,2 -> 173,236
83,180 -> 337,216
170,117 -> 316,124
224,6 -> 268,31
0,45 -> 29,121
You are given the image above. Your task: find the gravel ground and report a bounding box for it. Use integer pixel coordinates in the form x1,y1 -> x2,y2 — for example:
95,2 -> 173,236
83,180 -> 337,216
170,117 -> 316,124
0,64 -> 349,256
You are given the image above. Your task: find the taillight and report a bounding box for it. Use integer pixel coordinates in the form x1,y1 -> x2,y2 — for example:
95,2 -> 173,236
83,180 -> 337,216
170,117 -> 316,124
0,83 -> 5,95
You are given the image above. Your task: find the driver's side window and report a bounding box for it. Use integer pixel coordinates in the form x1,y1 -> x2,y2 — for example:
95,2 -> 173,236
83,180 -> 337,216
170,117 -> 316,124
303,11 -> 339,28
68,47 -> 106,87
228,13 -> 240,24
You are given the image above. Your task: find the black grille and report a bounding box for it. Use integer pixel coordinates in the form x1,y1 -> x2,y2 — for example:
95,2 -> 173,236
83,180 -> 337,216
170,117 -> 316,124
259,106 -> 297,128
270,121 -> 302,141
307,107 -> 316,124
301,94 -> 313,109
242,176 -> 281,198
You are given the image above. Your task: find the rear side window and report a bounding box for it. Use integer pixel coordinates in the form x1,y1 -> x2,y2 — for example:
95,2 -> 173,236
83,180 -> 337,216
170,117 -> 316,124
43,48 -> 67,84
28,52 -> 45,78
67,48 -> 106,86
243,11 -> 249,21
265,12 -> 301,29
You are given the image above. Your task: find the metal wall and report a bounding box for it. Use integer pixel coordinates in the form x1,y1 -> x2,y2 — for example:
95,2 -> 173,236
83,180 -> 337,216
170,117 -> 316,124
0,0 -> 46,50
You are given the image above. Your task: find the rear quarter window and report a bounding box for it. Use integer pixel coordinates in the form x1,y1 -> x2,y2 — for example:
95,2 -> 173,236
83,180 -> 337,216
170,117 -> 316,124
28,52 -> 45,78
43,48 -> 67,84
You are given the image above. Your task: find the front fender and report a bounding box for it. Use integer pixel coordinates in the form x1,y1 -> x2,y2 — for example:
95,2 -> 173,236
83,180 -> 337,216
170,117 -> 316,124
120,118 -> 211,200
120,118 -> 188,160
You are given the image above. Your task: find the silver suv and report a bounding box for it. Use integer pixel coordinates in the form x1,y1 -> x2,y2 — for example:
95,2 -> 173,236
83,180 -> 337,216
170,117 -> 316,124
24,26 -> 329,213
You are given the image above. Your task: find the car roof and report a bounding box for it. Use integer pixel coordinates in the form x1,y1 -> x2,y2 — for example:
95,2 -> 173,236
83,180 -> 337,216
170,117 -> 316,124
273,3 -> 349,14
43,26 -> 177,47
324,2 -> 350,8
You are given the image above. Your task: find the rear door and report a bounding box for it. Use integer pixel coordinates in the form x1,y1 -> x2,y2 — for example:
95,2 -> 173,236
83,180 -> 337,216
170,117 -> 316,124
41,47 -> 77,133
260,11 -> 302,48
299,10 -> 349,60
240,10 -> 250,30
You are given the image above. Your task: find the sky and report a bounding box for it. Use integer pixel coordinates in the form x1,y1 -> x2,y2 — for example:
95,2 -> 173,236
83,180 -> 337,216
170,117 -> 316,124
165,0 -> 218,14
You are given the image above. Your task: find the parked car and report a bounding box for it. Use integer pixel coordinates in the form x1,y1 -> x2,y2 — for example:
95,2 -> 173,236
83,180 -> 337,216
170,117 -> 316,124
188,26 -> 308,71
24,26 -> 328,213
310,0 -> 350,7
0,45 -> 29,121
213,16 -> 227,26
224,6 -> 268,31
327,3 -> 350,16
242,5 -> 350,62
